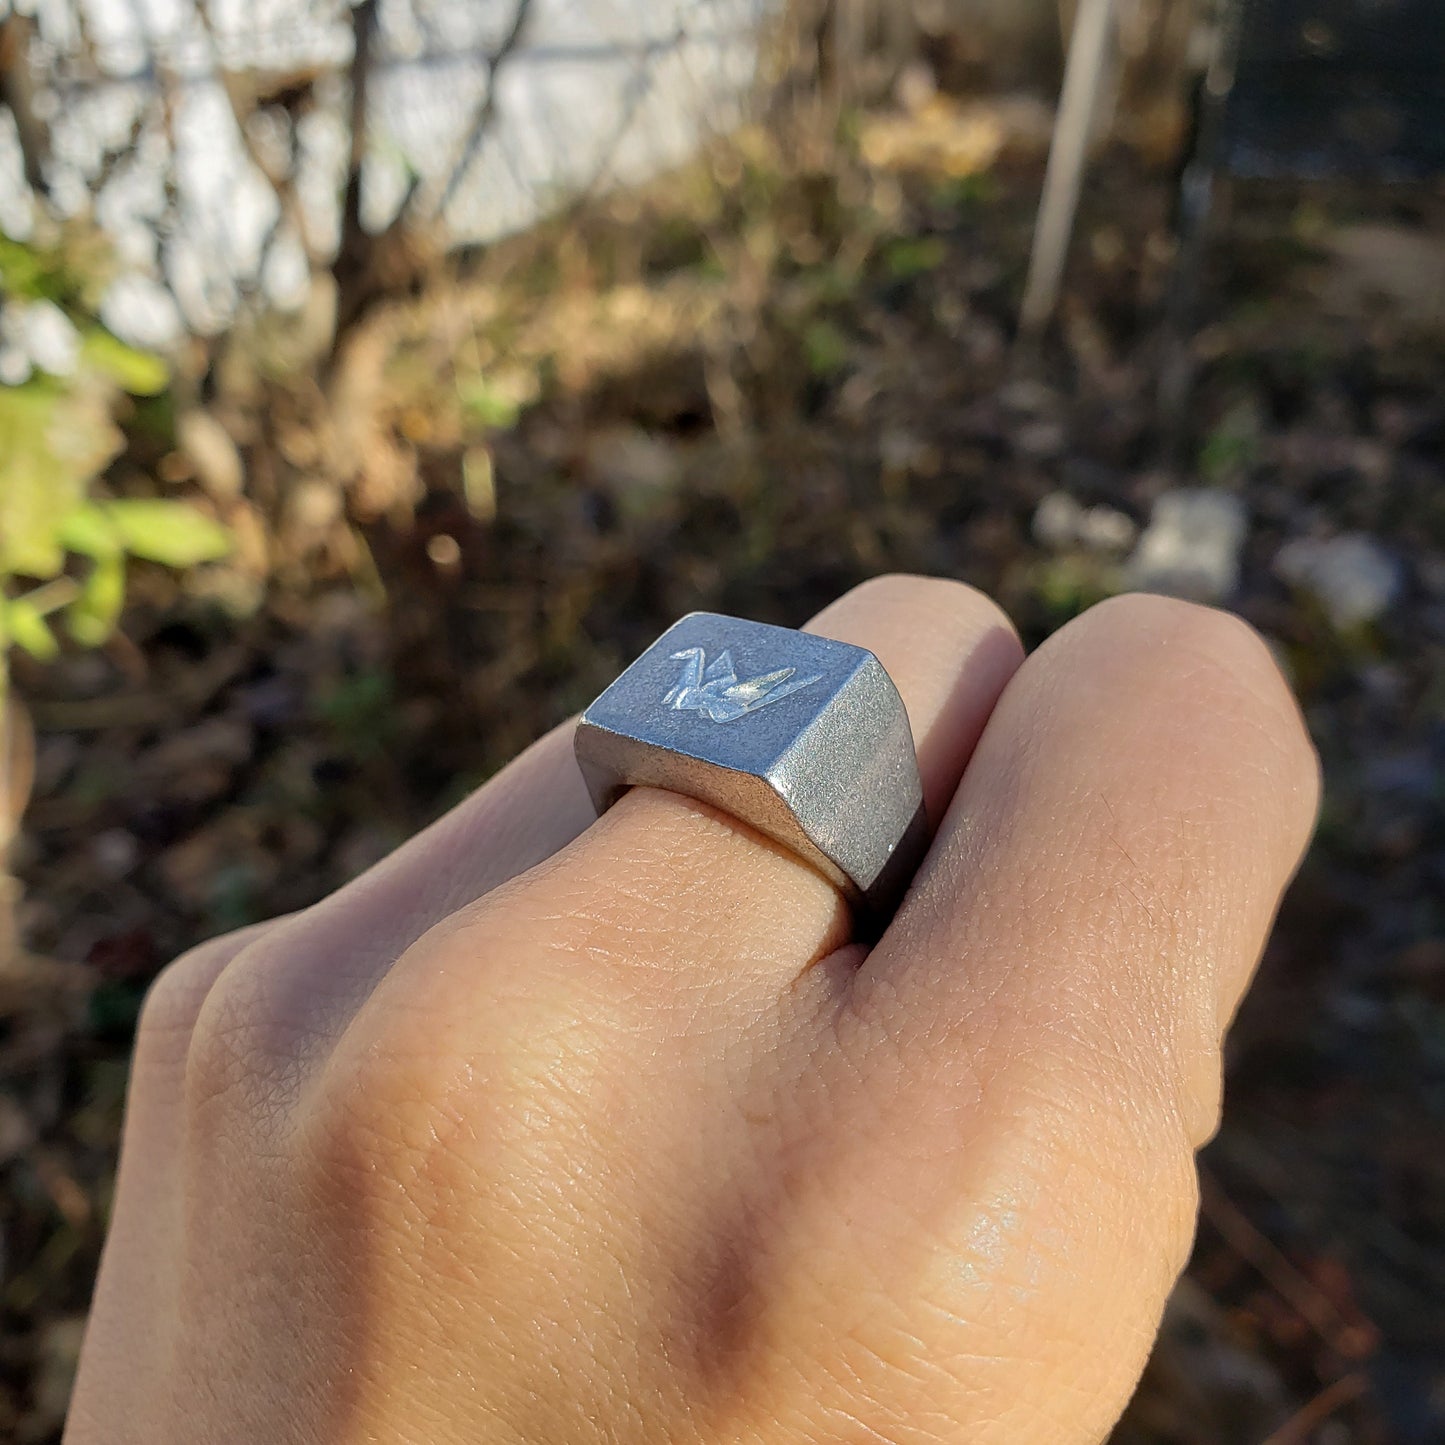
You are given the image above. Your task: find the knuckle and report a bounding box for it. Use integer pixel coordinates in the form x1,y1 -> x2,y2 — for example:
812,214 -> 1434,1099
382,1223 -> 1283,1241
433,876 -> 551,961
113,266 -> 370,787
1091,590 -> 1273,674
303,1044 -> 534,1236
839,571 -> 923,607
1074,1126 -> 1201,1313
133,923 -> 271,1079
302,961 -> 590,1216
302,1046 -> 428,1203
137,952 -> 221,1050
181,931 -> 311,1131
1132,1099 -> 1206,1281
1123,1115 -> 1203,1282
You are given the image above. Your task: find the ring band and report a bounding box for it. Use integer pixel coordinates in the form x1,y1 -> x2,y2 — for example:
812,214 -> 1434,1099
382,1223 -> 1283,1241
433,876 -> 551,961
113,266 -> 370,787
574,612 -> 927,918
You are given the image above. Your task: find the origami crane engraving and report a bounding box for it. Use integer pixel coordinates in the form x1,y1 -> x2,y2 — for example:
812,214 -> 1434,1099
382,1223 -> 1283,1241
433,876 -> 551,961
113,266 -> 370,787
663,647 -> 823,723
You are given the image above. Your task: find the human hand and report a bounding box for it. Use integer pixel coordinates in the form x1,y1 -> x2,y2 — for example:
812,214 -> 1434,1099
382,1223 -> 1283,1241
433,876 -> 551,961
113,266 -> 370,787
66,577 -> 1318,1445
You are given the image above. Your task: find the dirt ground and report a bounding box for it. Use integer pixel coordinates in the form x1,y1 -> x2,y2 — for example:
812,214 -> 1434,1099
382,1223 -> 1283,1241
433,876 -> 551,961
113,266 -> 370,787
2,105 -> 1443,1442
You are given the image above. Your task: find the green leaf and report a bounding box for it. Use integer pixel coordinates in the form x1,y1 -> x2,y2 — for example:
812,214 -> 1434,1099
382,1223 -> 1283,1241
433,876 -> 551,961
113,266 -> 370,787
103,500 -> 233,567
0,235 -> 66,303
4,596 -> 60,661
0,237 -> 38,293
883,236 -> 947,280
0,380 -> 121,579
2,528 -> 65,582
57,502 -> 122,559
80,329 -> 169,396
802,318 -> 850,377
0,227 -> 115,311
458,376 -> 522,431
67,553 -> 126,647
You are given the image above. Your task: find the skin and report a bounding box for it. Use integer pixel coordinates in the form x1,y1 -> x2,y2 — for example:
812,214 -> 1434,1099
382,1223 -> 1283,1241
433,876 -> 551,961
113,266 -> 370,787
66,577 -> 1320,1445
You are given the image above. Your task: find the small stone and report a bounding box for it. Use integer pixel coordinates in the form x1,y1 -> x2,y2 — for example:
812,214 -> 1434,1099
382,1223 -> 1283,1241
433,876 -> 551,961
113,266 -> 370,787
1033,492 -> 1083,549
894,59 -> 938,114
1077,504 -> 1136,553
879,427 -> 926,476
1034,493 -> 1137,554
1125,490 -> 1248,601
1275,533 -> 1403,630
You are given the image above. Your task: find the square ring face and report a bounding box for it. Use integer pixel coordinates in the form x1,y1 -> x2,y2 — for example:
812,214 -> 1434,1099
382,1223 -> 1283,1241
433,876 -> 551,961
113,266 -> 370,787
575,613 -> 926,913
581,613 -> 873,779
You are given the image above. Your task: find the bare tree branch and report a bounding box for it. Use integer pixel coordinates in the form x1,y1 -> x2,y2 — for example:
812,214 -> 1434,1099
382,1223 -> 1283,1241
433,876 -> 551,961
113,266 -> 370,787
328,0 -> 442,359
112,0 -> 193,326
439,0 -> 534,214
193,0 -> 322,285
90,111 -> 147,195
338,0 -> 378,270
326,0 -> 384,348
0,14 -> 49,196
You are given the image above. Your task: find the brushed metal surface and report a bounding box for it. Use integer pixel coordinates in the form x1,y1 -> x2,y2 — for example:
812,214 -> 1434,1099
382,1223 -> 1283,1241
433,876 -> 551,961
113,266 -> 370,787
575,612 -> 927,919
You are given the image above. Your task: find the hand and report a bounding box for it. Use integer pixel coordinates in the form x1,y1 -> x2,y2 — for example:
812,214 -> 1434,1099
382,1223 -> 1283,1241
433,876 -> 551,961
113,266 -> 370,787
66,578 -> 1318,1445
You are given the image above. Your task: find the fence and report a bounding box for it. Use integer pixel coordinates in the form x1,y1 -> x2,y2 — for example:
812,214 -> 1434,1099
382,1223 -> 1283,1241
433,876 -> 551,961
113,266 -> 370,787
3,0 -> 1223,350
1,0 -> 787,339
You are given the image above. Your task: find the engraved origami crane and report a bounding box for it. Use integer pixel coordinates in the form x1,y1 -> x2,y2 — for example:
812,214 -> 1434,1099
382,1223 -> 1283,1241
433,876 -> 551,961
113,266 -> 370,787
663,647 -> 823,723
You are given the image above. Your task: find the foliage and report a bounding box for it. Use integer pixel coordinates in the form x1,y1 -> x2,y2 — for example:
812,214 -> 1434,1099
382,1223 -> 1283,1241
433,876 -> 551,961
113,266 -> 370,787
457,374 -> 526,431
801,317 -> 850,376
0,232 -> 231,668
881,235 -> 946,280
0,227 -> 116,314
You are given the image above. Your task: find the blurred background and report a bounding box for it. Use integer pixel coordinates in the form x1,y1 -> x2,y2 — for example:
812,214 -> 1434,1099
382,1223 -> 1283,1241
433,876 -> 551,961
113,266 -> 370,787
0,0 -> 1441,1440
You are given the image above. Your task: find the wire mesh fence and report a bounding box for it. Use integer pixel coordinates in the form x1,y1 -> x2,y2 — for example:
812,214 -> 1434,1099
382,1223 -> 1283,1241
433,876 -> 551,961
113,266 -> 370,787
5,0 -> 1217,350
1,0 -> 782,337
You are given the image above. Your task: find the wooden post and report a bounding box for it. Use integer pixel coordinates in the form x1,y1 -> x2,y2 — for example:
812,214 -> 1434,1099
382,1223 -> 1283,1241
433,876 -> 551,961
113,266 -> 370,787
1018,0 -> 1118,336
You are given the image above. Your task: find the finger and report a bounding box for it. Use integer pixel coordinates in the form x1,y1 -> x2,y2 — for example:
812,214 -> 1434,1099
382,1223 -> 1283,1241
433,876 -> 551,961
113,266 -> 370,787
489,574 -> 1025,997
862,593 -> 1319,1123
792,595 -> 1319,1443
360,722 -> 597,921
114,729 -> 587,1208
198,562 -> 1001,1019
330,574 -> 1022,1082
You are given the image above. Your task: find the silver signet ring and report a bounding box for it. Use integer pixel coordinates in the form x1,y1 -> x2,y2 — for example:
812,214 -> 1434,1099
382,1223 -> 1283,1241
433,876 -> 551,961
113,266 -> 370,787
574,612 -> 927,919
